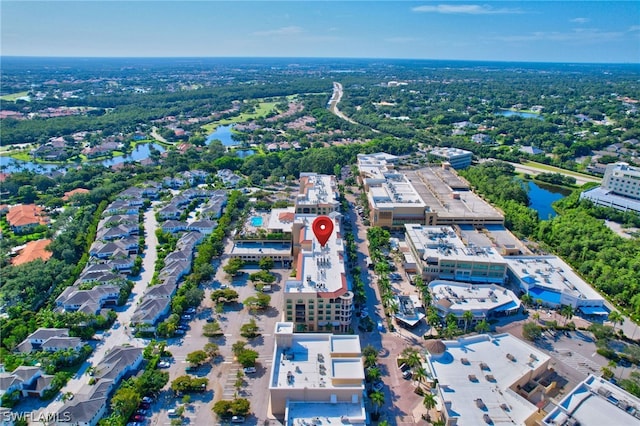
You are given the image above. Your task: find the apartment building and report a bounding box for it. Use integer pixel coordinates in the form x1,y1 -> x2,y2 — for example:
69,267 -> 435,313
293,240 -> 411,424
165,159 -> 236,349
295,173 -> 340,215
580,162 -> 640,213
284,214 -> 353,333
405,224 -> 507,284
269,322 -> 366,424
429,147 -> 473,169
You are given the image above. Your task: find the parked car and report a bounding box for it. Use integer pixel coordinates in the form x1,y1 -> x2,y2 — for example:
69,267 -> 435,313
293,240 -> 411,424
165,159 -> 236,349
231,416 -> 246,423
140,402 -> 151,410
206,317 -> 216,323
185,307 -> 196,314
167,409 -> 178,417
133,415 -> 145,422
377,321 -> 384,332
372,381 -> 384,392
243,367 -> 257,374
158,361 -> 171,368
142,396 -> 154,404
402,370 -> 413,380
135,409 -> 147,416
181,314 -> 192,320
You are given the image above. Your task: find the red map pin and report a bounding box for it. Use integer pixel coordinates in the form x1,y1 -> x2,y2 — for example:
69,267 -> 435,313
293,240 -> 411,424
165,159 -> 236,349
312,216 -> 334,247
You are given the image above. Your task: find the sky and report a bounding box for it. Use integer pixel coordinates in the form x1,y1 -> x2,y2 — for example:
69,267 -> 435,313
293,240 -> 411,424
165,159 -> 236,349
1,1 -> 639,63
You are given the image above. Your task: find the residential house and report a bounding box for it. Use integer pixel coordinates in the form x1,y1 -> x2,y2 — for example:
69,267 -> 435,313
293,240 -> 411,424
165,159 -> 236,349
11,239 -> 52,266
131,298 -> 171,328
6,204 -> 49,233
0,366 -> 54,399
161,220 -> 188,234
55,285 -> 120,314
187,220 -> 217,235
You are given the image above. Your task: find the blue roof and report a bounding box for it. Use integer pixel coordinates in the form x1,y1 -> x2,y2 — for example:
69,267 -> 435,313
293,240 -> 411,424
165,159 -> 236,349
579,306 -> 609,315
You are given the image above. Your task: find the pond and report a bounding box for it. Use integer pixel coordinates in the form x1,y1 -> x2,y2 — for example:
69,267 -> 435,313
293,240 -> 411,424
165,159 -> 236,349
206,125 -> 240,147
0,143 -> 165,173
527,180 -> 571,219
99,143 -> 165,167
497,110 -> 543,120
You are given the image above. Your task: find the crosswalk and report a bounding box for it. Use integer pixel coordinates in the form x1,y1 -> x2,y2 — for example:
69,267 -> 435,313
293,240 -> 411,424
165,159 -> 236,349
555,348 -> 600,375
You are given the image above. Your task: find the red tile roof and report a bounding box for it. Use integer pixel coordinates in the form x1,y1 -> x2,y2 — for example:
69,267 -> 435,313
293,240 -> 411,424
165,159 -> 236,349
62,188 -> 90,201
6,204 -> 49,228
12,239 -> 52,266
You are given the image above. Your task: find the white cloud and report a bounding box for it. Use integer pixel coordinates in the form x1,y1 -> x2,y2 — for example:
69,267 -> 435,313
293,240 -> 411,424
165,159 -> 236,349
251,26 -> 303,37
570,17 -> 590,24
385,37 -> 418,43
490,28 -> 623,43
629,25 -> 640,32
412,4 -> 522,15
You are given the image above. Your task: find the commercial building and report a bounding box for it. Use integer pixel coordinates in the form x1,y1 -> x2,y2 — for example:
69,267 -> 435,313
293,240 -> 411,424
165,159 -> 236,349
580,162 -> 640,213
405,166 -> 505,226
284,214 -> 353,333
425,334 -> 552,426
542,374 -> 640,425
268,322 -> 366,424
505,256 -> 606,311
405,224 -> 507,284
295,173 -> 340,215
429,147 -> 473,170
429,280 -> 521,325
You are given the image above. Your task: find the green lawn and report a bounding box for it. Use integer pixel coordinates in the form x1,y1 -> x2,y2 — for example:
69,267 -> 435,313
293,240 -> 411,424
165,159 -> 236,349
0,91 -> 29,101
521,160 -> 599,180
201,101 -> 279,132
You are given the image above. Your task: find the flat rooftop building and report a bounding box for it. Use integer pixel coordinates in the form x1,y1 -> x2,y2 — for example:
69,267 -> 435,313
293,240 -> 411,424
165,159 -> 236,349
505,256 -> 605,311
426,333 -> 551,426
405,166 -> 505,226
405,224 -> 507,284
429,147 -> 473,169
542,374 -> 640,425
296,173 -> 339,215
429,280 -> 521,323
580,162 -> 640,213
269,322 -> 365,420
285,214 -> 353,333
365,172 -> 428,229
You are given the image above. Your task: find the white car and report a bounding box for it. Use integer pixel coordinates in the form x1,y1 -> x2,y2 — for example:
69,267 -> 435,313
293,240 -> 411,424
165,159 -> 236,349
243,367 -> 257,374
158,361 -> 171,368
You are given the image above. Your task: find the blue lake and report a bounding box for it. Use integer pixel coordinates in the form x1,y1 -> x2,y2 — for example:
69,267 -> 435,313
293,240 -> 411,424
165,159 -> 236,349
497,110 -> 543,120
0,143 -> 165,173
206,125 -> 240,147
527,180 -> 571,219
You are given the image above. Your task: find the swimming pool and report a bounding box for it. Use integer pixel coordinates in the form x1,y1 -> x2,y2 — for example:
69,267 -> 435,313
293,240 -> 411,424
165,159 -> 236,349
528,287 -> 562,305
250,216 -> 263,227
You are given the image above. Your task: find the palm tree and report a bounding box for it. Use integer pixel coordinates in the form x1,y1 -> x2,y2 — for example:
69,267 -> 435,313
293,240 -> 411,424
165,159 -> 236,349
608,311 -> 624,332
369,390 -> 385,418
560,305 -> 574,325
462,310 -> 474,334
475,319 -> 490,334
532,312 -> 541,323
365,353 -> 378,369
365,366 -> 381,383
445,313 -> 457,328
521,294 -> 533,307
414,366 -> 428,389
423,392 -> 437,421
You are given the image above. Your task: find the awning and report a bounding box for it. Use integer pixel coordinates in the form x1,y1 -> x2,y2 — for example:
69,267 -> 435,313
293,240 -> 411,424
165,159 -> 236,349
579,306 -> 609,315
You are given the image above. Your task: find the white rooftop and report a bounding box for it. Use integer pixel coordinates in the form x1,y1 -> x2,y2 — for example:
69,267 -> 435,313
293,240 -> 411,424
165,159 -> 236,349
504,256 -> 603,302
271,325 -> 364,390
297,173 -> 339,207
229,241 -> 292,257
286,216 -> 346,296
430,147 -> 473,158
369,174 -> 426,207
429,280 -> 521,314
542,374 -> 640,425
286,401 -> 366,426
268,207 -> 296,233
428,334 -> 550,426
405,224 -> 506,265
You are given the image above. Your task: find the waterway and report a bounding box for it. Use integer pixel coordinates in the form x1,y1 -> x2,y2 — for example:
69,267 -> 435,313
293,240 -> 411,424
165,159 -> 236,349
526,180 -> 571,219
497,110 -> 543,120
205,125 -> 239,147
0,143 -> 165,173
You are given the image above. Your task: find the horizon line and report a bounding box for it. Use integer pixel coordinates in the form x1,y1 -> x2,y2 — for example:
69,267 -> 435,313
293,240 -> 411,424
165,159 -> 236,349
2,55 -> 639,66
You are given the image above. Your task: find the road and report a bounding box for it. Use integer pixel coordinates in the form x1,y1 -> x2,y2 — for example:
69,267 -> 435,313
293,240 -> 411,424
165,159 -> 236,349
42,204 -> 160,414
344,191 -> 427,425
327,82 -> 358,125
150,126 -> 169,143
508,161 -> 601,186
